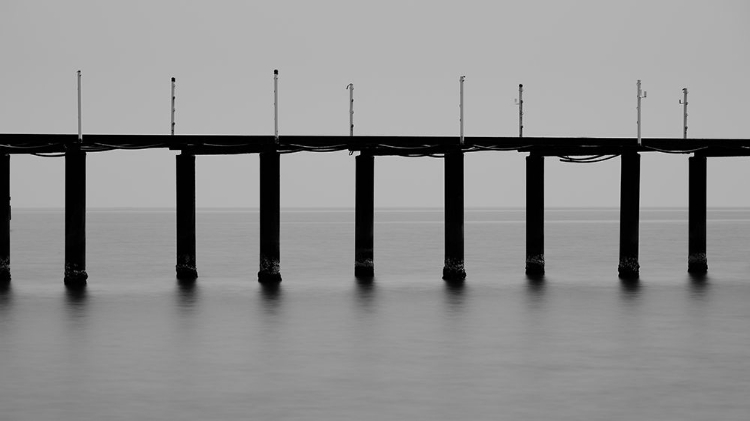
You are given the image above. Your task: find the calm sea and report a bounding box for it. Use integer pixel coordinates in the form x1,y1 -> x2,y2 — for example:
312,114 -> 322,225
1,208 -> 749,420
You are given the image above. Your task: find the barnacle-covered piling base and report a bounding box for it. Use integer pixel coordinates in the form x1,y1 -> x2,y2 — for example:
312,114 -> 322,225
688,253 -> 708,274
354,257 -> 374,279
442,259 -> 466,282
0,258 -> 9,284
64,264 -> 88,289
525,254 -> 545,277
617,257 -> 640,280
258,257 -> 281,284
176,263 -> 198,280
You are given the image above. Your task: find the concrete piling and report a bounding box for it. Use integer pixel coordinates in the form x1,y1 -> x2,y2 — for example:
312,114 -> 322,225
688,155 -> 708,274
259,151 -> 281,284
618,151 -> 640,279
65,145 -> 88,288
526,153 -> 544,276
443,149 -> 466,282
355,152 -> 374,278
176,151 -> 198,279
0,154 -> 9,283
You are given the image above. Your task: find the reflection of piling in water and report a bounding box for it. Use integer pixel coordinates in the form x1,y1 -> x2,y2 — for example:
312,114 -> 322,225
65,285 -> 87,305
525,276 -> 546,307
620,277 -> 641,296
0,280 -> 10,297
688,272 -> 709,299
259,283 -> 283,315
0,154 -> 9,283
176,278 -> 198,313
64,145 -> 87,288
354,278 -> 376,313
443,279 -> 466,314
355,151 -> 374,278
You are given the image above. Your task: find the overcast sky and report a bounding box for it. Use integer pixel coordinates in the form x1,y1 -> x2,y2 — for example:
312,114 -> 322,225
1,0 -> 748,208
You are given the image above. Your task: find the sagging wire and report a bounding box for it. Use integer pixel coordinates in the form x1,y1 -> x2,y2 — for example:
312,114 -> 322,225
200,143 -> 256,148
385,151 -> 445,158
0,143 -> 63,150
90,143 -> 171,150
642,145 -> 707,154
469,144 -> 534,152
377,143 -> 433,149
32,152 -> 66,157
559,154 -> 620,163
279,144 -> 350,154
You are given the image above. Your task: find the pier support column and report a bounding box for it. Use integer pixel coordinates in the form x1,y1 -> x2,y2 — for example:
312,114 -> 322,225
688,155 -> 708,274
176,151 -> 197,279
443,150 -> 466,282
526,153 -> 545,276
355,152 -> 374,278
0,154 -> 9,283
259,151 -> 281,284
65,145 -> 87,288
618,151 -> 640,279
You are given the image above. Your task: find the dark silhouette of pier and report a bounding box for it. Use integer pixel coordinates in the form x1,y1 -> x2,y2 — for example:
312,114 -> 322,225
0,132 -> 745,288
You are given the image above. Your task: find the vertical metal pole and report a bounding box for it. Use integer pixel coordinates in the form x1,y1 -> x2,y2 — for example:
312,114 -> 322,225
518,84 -> 524,138
77,70 -> 82,143
459,76 -> 465,146
636,80 -> 646,146
171,77 -> 176,136
274,69 -> 279,144
681,88 -> 688,139
688,155 -> 708,273
0,154 -> 9,283
350,84 -> 354,136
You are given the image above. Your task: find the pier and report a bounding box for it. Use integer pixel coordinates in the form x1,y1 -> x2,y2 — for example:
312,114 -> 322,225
1,133 -> 748,287
1,73 -> 748,287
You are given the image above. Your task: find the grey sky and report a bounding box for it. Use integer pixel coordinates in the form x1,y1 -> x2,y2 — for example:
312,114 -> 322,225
1,0 -> 748,208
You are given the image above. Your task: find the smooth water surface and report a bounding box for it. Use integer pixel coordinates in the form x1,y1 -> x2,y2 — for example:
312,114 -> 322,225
1,208 -> 749,420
